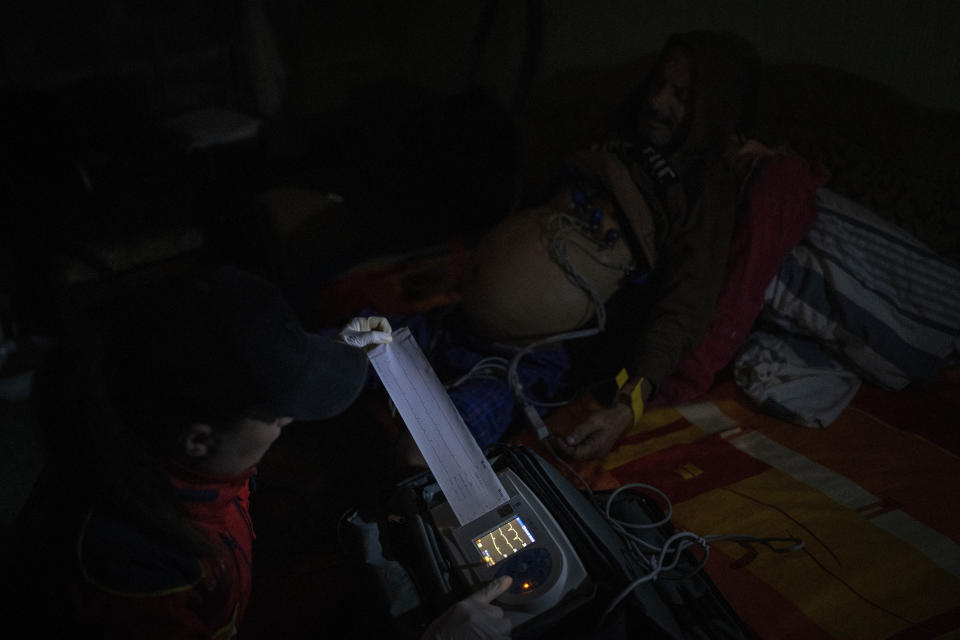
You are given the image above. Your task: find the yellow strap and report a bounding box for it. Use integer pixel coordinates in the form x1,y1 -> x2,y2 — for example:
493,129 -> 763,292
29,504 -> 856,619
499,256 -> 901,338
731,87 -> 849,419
615,368 -> 629,389
615,369 -> 645,426
628,380 -> 645,426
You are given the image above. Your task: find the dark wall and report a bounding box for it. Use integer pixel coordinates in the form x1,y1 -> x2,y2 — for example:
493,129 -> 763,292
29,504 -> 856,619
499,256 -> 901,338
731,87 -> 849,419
2,0 -> 957,335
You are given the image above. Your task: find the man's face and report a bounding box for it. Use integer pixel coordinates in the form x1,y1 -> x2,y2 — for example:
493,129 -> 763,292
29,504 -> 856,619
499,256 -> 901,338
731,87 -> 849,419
219,416 -> 295,472
637,45 -> 693,148
183,415 -> 295,475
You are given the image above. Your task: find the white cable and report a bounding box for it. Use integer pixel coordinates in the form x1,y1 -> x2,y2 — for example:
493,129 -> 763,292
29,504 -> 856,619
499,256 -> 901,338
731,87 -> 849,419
447,212 -> 631,421
508,212 -> 636,430
444,356 -> 510,389
589,480 -> 804,630
541,452 -> 805,630
603,483 -> 673,529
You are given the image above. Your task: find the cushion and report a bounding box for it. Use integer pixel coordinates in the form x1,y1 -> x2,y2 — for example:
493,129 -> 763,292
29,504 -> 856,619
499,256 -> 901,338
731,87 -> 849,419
759,188 -> 960,390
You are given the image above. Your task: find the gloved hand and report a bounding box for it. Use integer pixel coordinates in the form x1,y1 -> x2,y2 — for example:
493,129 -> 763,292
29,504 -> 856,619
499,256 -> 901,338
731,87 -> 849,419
421,576 -> 513,640
338,316 -> 393,348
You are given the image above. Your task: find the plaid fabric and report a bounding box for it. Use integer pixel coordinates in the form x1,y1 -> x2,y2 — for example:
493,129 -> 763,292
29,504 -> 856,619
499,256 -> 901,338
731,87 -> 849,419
393,310 -> 574,447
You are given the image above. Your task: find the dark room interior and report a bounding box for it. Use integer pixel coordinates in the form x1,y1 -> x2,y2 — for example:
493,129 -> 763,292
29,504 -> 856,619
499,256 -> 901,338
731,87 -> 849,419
1,1 -> 959,638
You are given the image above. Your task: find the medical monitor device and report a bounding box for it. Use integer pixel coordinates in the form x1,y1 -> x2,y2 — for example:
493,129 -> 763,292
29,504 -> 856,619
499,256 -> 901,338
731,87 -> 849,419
430,468 -> 590,627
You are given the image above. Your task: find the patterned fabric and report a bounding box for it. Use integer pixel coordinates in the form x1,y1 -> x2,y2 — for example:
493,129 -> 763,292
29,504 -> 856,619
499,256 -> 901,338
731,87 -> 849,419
770,188 -> 959,386
513,374 -> 960,639
734,188 -> 960,427
733,330 -> 862,428
399,312 -> 574,447
334,309 -> 575,447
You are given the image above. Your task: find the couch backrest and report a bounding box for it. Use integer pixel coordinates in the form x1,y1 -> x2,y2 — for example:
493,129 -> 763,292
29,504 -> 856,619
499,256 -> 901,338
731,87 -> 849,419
752,63 -> 960,262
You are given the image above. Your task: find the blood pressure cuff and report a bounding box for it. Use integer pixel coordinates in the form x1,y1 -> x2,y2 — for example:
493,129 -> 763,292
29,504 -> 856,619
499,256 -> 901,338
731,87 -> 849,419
460,205 -> 629,342
460,147 -> 661,344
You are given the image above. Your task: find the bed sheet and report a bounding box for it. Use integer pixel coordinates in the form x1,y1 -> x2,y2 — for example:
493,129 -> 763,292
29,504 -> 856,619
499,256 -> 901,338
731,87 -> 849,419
511,371 -> 960,639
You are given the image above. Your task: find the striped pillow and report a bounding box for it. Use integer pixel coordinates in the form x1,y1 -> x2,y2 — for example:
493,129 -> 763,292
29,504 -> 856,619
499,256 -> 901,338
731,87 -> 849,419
760,188 -> 960,390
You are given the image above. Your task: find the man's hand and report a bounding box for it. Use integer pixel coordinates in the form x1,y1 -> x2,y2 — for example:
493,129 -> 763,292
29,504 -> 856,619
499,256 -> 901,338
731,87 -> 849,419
338,316 -> 393,348
551,403 -> 633,461
421,576 -> 513,640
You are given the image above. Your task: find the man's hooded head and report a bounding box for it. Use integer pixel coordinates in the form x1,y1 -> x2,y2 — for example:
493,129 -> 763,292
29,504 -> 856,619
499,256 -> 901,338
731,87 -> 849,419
634,31 -> 761,157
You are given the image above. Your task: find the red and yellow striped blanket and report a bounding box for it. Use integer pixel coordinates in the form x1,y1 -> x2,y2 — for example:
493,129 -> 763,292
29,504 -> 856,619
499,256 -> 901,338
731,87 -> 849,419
512,372 -> 960,639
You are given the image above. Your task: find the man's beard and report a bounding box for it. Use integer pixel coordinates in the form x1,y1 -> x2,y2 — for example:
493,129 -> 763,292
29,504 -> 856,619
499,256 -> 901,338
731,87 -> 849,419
637,109 -> 683,150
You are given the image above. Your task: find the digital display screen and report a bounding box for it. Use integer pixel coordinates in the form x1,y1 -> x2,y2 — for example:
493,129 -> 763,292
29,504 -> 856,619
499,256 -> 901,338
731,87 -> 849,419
474,516 -> 536,567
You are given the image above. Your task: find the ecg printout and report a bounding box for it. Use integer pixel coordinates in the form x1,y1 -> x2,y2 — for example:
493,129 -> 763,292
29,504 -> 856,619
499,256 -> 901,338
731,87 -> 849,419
367,327 -> 509,526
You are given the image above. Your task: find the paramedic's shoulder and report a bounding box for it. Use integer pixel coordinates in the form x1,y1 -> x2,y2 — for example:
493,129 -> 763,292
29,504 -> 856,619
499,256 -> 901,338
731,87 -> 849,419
78,509 -> 203,595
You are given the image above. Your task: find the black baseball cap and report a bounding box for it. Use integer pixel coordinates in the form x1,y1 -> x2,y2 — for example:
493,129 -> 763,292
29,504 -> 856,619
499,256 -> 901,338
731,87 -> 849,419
105,265 -> 369,423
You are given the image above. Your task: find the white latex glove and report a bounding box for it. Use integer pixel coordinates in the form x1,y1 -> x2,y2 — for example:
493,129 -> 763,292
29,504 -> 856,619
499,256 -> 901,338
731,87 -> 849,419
421,576 -> 513,640
338,316 -> 393,348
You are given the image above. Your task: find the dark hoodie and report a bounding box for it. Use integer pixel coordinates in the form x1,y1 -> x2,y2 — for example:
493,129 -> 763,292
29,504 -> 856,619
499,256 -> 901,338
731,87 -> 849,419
657,30 -> 761,159
570,31 -> 761,392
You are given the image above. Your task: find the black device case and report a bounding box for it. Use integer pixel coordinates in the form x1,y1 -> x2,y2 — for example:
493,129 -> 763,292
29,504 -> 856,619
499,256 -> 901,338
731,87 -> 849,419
340,444 -> 752,639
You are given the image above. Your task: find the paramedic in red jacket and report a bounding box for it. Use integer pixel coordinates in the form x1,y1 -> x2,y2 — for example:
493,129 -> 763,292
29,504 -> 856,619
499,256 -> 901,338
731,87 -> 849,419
6,265 -> 511,639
